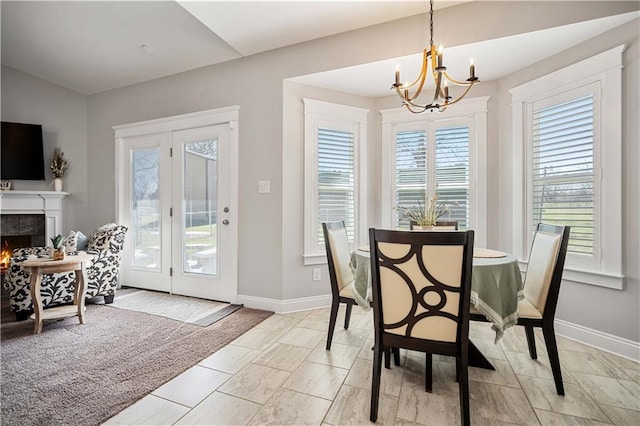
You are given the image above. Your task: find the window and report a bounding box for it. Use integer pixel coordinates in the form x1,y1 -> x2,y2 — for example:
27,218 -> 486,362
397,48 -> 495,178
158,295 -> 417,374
510,45 -> 624,289
381,97 -> 489,247
531,91 -> 597,257
393,125 -> 470,229
317,127 -> 355,241
303,99 -> 368,265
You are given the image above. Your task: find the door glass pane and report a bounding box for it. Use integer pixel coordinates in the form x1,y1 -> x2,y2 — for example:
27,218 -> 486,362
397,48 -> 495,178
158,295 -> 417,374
183,139 -> 218,276
131,148 -> 161,270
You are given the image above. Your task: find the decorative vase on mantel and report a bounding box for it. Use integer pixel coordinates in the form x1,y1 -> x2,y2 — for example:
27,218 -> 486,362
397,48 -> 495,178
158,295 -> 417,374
53,178 -> 63,192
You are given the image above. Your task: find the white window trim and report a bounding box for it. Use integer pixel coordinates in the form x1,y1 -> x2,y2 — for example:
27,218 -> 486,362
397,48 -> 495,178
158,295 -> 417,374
510,45 -> 625,289
303,98 -> 368,265
380,96 -> 489,248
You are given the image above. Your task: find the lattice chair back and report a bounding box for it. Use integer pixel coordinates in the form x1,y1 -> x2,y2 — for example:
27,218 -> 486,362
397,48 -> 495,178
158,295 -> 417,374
371,230 -> 473,345
369,228 -> 474,425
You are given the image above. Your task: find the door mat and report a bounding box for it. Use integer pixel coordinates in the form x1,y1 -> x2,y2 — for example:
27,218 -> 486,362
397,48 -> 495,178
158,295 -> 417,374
111,288 -> 242,327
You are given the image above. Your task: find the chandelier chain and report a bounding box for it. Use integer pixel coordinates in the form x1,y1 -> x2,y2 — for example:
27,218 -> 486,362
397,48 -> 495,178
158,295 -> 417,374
429,0 -> 434,47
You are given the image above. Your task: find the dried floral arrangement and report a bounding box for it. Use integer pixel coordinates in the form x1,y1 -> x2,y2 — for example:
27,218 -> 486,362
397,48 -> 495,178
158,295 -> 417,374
50,148 -> 68,179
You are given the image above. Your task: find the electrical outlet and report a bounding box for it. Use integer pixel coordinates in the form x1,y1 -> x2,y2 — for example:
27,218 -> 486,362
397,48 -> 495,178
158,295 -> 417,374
258,180 -> 270,193
312,268 -> 321,281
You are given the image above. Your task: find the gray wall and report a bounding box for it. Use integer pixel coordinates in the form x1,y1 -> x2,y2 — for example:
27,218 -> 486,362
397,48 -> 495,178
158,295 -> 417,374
1,65 -> 89,234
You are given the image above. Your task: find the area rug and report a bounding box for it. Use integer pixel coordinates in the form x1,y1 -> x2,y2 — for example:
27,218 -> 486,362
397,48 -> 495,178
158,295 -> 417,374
112,288 -> 243,326
0,303 -> 273,426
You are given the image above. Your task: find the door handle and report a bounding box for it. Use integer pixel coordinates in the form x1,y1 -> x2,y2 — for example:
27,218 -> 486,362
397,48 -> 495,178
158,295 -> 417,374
222,219 -> 229,225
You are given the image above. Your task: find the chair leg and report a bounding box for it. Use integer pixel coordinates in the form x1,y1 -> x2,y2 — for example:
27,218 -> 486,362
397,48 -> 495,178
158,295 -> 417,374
425,353 -> 433,392
393,347 -> 400,366
457,356 -> 470,426
542,324 -> 564,396
344,302 -> 353,329
384,346 -> 391,369
370,341 -> 384,422
326,300 -> 339,350
524,326 -> 538,359
104,294 -> 115,304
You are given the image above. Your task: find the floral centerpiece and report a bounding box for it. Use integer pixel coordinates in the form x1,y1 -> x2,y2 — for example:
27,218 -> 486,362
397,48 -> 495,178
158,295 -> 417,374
395,194 -> 451,227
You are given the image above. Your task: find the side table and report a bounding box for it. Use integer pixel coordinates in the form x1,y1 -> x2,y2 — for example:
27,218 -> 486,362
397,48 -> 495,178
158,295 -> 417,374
21,254 -> 93,334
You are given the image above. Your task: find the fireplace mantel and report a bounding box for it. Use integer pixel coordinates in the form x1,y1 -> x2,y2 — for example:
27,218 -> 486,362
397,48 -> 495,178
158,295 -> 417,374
0,190 -> 70,242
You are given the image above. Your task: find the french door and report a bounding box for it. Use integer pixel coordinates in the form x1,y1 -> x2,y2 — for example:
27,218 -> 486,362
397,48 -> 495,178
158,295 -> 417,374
116,109 -> 238,303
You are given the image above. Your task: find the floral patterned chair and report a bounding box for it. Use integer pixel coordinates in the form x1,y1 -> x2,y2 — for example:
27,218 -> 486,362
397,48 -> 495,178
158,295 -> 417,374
3,224 -> 128,321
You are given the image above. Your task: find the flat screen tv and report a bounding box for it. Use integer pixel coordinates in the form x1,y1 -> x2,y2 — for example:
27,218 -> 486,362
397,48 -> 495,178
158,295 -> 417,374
1,121 -> 45,180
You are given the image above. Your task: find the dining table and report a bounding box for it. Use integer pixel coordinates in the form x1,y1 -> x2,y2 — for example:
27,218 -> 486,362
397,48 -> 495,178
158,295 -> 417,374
350,246 -> 524,370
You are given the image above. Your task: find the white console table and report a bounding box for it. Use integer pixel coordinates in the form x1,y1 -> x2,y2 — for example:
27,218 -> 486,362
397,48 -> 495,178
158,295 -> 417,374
0,190 -> 70,242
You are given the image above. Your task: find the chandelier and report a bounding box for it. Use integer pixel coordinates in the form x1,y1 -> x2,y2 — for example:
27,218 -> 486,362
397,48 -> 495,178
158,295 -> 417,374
392,0 -> 478,113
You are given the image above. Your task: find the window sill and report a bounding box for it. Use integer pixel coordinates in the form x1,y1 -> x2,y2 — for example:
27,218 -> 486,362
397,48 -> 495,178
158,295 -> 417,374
518,260 -> 624,290
303,253 -> 327,266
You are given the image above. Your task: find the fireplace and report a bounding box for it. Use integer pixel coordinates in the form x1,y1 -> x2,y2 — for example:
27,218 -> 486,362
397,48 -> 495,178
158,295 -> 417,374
1,214 -> 46,272
0,189 -> 68,251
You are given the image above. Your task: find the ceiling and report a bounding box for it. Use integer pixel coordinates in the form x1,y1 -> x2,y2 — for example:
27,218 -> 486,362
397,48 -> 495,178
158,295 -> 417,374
1,1 -> 637,96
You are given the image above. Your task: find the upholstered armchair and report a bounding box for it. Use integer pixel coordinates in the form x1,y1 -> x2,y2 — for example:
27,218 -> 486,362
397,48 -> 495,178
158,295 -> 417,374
3,224 -> 128,321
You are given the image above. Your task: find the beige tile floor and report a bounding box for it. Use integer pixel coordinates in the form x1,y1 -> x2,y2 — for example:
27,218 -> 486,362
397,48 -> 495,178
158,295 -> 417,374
104,306 -> 640,425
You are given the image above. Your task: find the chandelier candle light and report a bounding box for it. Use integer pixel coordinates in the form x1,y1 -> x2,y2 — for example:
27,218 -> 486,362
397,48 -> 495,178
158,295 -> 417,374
392,0 -> 479,113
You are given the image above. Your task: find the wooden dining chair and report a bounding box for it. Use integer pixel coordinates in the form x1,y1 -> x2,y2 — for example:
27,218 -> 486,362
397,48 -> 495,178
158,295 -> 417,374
471,223 -> 570,395
410,220 -> 459,230
322,221 -> 358,350
369,228 -> 474,426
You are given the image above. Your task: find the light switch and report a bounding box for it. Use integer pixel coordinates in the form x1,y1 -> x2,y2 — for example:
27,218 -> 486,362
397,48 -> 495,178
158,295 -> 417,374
258,180 -> 270,193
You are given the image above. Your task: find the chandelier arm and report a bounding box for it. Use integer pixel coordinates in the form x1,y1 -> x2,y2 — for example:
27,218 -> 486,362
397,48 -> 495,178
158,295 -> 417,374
404,103 -> 429,114
403,96 -> 439,113
408,54 -> 429,102
443,71 -> 476,86
401,48 -> 430,91
443,82 -> 475,107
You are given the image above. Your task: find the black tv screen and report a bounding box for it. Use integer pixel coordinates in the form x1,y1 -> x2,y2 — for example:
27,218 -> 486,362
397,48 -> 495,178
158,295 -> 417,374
1,121 -> 45,180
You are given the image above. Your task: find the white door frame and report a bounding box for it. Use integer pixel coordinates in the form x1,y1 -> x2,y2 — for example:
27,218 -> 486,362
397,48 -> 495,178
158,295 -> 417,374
114,106 -> 239,303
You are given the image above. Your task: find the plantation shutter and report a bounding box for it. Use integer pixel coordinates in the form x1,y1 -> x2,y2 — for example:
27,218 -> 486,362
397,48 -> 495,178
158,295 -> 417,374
435,126 -> 469,229
317,127 -> 355,243
395,130 -> 427,228
531,95 -> 594,255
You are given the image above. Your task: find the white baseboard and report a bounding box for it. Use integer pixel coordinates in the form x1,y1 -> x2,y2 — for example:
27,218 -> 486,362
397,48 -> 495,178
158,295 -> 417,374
237,294 -> 332,314
555,319 -> 640,362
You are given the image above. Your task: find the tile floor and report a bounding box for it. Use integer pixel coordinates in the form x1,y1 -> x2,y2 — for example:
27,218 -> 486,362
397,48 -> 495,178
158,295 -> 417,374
104,306 -> 640,425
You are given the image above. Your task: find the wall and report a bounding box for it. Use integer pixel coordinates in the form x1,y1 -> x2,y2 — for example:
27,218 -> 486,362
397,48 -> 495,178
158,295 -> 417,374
496,20 -> 640,343
84,2 -> 639,348
1,66 -> 89,234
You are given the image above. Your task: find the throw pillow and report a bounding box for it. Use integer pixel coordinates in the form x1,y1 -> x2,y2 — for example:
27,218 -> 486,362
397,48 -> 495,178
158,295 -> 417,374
87,224 -> 127,252
76,231 -> 88,251
64,230 -> 80,251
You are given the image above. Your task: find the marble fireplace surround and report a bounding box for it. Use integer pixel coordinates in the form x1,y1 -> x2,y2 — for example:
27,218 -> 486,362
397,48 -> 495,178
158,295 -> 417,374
0,190 -> 69,243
